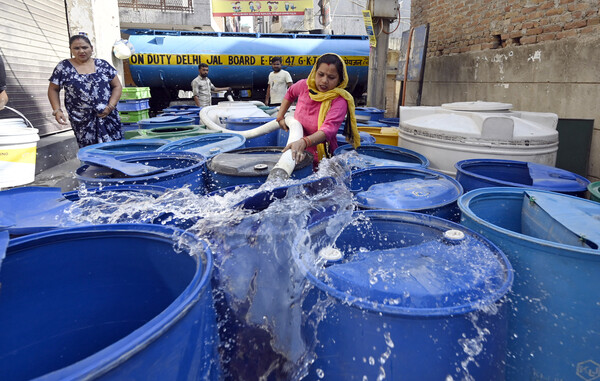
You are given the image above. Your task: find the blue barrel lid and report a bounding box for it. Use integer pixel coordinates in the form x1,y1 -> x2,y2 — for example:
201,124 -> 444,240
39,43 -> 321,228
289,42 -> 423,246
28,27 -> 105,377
336,131 -> 375,147
0,187 -> 71,236
157,133 -> 246,157
77,139 -> 170,161
160,111 -> 197,116
355,107 -> 385,114
334,143 -> 429,169
351,166 -> 463,211
455,159 -> 590,193
226,117 -> 275,125
76,151 -> 206,181
0,186 -> 168,236
459,187 -> 600,255
357,121 -> 388,127
378,117 -> 400,127
208,147 -> 312,176
139,116 -> 194,124
300,210 -> 513,315
162,105 -> 202,112
521,190 -> 600,248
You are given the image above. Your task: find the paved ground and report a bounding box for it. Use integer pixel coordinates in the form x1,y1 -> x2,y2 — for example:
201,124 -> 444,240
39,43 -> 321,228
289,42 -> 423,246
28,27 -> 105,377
30,129 -> 81,192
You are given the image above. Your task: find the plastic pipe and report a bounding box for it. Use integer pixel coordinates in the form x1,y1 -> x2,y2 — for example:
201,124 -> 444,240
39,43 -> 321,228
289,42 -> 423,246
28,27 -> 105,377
199,105 -> 280,138
200,106 -> 303,180
267,115 -> 304,181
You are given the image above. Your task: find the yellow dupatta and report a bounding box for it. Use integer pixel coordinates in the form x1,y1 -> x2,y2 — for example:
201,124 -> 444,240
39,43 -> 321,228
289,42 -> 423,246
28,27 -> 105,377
306,53 -> 360,161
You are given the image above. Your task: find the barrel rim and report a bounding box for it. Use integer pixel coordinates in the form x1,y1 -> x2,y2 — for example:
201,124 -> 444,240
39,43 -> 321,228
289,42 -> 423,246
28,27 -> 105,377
333,143 -> 430,167
157,132 -> 246,153
296,210 -> 513,316
77,139 -> 171,161
455,158 -> 590,192
75,151 -> 206,184
458,186 -> 600,257
6,223 -> 214,379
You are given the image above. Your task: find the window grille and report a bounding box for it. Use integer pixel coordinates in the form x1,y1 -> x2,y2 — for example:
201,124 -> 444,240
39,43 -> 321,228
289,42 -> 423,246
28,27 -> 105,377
118,0 -> 194,12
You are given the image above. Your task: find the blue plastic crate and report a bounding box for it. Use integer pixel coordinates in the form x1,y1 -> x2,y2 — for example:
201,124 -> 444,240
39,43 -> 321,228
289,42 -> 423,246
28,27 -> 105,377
117,99 -> 150,112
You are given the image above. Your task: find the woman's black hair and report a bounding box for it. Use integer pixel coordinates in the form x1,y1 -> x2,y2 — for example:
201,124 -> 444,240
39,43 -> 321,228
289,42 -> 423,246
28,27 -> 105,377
69,34 -> 92,48
315,53 -> 345,84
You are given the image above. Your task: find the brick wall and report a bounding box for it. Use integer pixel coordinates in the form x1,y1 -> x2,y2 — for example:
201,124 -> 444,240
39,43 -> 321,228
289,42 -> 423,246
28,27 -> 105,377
412,0 -> 600,56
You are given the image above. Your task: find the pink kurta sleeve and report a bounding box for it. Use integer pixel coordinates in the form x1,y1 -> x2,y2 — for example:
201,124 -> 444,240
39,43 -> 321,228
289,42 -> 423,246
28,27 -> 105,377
284,80 -> 304,102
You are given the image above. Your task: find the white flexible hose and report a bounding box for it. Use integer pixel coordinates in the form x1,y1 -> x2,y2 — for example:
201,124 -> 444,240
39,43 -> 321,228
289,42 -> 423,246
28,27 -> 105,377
199,105 -> 280,138
268,115 -> 304,180
248,100 -> 266,107
199,105 -> 304,179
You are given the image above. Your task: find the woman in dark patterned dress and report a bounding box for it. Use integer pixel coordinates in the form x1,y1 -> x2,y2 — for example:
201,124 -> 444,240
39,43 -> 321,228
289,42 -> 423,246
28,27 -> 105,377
48,34 -> 122,148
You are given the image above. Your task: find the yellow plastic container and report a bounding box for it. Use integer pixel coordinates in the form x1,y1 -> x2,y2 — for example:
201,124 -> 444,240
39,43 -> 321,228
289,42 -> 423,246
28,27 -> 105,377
357,127 -> 399,146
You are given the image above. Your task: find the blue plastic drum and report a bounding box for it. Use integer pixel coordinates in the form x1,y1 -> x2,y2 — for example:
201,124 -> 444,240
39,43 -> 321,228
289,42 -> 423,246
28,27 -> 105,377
0,224 -> 219,380
77,139 -> 170,161
350,166 -> 463,221
296,210 -> 513,380
162,105 -> 202,113
160,111 -> 201,125
336,131 -> 375,148
378,117 -> 400,127
75,152 -> 207,194
0,186 -> 167,237
225,117 -> 277,147
354,106 -> 385,121
206,147 -> 313,192
459,187 -> 600,380
455,158 -> 590,197
357,120 -> 388,127
157,133 -> 246,158
138,115 -> 194,129
334,143 -> 429,170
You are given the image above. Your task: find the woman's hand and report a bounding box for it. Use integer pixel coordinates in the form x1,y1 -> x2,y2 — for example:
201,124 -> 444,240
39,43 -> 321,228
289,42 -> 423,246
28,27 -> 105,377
54,110 -> 68,125
277,118 -> 288,131
97,104 -> 115,118
282,138 -> 308,163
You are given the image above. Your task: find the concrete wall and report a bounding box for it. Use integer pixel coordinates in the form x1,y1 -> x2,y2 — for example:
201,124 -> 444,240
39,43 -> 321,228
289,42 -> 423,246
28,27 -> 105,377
119,0 -> 214,31
408,0 -> 600,181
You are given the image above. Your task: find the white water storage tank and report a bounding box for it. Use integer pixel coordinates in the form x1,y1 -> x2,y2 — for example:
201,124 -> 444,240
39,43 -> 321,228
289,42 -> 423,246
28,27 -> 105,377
398,101 -> 559,176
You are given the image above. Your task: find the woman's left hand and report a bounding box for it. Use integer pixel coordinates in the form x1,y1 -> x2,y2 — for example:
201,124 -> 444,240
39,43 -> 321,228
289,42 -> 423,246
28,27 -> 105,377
282,138 -> 308,163
97,105 -> 114,118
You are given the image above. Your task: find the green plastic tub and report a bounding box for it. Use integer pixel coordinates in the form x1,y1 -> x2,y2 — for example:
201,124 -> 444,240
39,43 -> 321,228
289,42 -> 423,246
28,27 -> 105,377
127,125 -> 218,141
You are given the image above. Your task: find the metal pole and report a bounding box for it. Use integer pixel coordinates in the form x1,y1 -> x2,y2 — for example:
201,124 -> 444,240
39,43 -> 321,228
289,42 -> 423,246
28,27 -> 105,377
367,18 -> 390,109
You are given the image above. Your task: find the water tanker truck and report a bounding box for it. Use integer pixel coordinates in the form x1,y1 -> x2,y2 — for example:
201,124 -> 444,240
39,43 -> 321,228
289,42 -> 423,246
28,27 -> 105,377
123,29 -> 370,110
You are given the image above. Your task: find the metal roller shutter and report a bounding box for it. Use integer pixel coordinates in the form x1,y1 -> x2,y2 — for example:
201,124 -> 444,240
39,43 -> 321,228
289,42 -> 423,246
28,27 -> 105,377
0,0 -> 70,135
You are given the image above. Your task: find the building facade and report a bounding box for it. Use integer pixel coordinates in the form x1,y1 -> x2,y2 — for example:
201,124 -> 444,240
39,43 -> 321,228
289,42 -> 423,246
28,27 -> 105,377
409,0 -> 600,181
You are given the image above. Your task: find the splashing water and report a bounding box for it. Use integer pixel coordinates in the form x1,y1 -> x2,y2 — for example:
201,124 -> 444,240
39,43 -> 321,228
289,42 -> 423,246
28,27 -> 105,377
53,153 -> 510,380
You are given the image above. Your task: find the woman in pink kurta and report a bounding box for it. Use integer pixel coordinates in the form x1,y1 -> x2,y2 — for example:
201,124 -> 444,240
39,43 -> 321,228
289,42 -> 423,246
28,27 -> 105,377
276,53 -> 360,167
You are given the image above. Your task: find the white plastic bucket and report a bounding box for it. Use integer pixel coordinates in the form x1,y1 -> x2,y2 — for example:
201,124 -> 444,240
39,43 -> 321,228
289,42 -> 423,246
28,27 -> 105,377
0,107 -> 40,188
